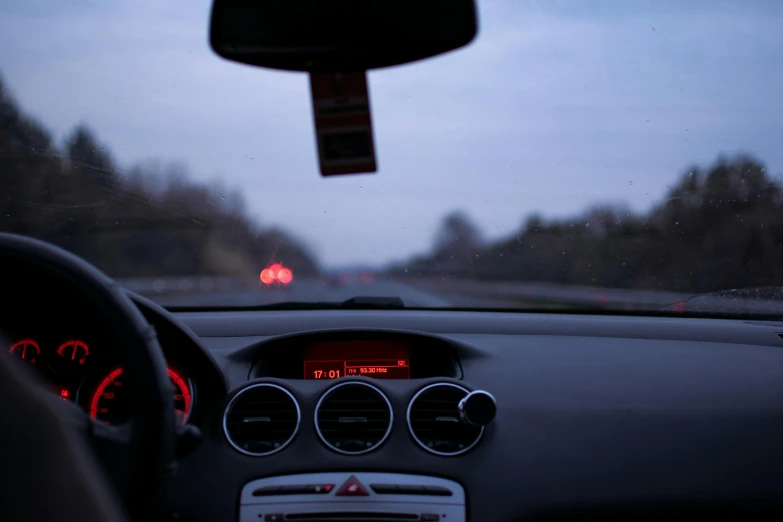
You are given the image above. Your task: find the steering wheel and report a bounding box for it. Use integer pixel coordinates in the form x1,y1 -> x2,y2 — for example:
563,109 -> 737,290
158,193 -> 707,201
0,233 -> 175,521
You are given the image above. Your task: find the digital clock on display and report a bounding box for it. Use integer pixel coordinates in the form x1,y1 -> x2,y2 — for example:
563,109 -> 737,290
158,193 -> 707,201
303,340 -> 412,380
305,359 -> 410,380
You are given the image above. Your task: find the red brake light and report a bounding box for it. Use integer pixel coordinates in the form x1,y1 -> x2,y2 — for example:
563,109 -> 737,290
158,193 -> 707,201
260,268 -> 275,285
269,263 -> 283,278
260,263 -> 292,286
277,267 -> 293,285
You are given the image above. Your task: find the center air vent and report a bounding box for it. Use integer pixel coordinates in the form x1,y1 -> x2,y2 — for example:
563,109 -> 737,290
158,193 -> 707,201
223,383 -> 300,456
315,381 -> 393,455
407,383 -> 484,456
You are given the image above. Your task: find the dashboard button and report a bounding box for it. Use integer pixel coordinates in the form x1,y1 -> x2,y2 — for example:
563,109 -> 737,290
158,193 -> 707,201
309,484 -> 334,494
370,484 -> 399,494
264,515 -> 284,521
252,486 -> 280,496
279,485 -> 310,494
423,486 -> 453,496
335,475 -> 369,496
395,485 -> 426,495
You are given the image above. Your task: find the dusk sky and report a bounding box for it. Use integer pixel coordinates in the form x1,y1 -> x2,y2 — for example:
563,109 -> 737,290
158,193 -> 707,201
2,0 -> 782,267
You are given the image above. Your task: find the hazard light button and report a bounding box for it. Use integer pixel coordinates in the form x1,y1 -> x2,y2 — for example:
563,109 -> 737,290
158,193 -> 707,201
335,475 -> 369,496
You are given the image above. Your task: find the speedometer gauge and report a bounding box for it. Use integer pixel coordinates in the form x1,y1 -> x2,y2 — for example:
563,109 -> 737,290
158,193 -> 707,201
87,366 -> 192,425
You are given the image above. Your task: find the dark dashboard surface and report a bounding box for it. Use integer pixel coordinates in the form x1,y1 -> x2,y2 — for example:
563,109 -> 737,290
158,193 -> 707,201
6,291 -> 783,521
159,307 -> 783,521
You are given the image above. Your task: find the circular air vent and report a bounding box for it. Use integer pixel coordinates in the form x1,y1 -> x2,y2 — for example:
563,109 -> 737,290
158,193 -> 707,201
223,383 -> 300,456
407,383 -> 484,456
315,381 -> 393,455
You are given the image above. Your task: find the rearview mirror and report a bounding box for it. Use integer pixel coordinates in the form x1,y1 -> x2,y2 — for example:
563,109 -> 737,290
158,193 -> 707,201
209,0 -> 478,72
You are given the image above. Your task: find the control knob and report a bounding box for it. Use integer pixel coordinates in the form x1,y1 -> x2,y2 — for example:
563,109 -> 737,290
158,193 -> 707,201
458,390 -> 496,426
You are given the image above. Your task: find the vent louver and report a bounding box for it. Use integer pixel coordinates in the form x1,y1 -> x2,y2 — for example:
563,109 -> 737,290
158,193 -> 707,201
407,383 -> 483,456
315,381 -> 392,455
223,383 -> 300,456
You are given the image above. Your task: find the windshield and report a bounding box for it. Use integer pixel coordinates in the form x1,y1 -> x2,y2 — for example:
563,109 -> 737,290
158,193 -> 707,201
1,0 -> 782,314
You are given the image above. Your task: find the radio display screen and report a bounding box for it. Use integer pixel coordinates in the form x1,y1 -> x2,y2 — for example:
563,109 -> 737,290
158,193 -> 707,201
303,340 -> 410,380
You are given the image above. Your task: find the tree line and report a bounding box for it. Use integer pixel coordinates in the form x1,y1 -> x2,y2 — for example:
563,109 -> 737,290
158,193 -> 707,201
0,75 -> 319,279
4,70 -> 779,294
394,155 -> 783,294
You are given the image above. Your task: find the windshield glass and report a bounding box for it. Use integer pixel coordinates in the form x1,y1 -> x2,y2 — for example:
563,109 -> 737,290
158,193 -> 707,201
2,0 -> 782,313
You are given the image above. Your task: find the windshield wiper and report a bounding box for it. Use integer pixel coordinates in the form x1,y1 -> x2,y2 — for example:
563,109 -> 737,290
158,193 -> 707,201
258,296 -> 405,310
167,296 -> 406,312
266,296 -> 405,310
338,296 -> 405,309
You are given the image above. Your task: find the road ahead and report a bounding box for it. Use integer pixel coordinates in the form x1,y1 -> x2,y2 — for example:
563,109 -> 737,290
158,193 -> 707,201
122,276 -> 689,311
147,278 -> 453,308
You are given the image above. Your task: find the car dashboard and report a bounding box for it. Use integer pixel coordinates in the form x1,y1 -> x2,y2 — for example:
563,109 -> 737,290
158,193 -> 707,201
6,294 -> 783,521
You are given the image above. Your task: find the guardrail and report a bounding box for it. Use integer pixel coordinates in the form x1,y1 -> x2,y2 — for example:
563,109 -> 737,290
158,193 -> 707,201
392,278 -> 692,310
119,275 -> 692,311
119,276 -> 259,295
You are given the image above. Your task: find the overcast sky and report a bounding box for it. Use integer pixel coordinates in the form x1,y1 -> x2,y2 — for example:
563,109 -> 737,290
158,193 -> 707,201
1,0 -> 782,268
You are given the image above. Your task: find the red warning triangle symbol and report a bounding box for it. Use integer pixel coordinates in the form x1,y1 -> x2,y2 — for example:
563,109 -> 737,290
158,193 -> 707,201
335,475 -> 369,496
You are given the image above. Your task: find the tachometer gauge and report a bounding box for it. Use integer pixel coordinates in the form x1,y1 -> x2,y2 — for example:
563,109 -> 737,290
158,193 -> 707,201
86,366 -> 192,426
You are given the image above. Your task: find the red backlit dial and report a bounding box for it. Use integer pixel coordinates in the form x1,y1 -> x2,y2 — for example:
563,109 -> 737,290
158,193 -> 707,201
57,340 -> 89,364
51,339 -> 91,374
9,339 -> 40,364
88,366 -> 192,425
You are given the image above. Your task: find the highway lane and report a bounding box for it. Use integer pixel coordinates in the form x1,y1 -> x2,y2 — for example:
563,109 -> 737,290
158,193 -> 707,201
145,278 -> 463,308
121,276 -> 689,311
410,279 -> 691,310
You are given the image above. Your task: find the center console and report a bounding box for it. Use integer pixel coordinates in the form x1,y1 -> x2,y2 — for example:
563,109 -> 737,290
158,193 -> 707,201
239,472 -> 466,522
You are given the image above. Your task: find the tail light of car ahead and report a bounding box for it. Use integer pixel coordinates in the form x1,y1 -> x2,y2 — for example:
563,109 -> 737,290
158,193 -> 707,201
260,263 -> 293,286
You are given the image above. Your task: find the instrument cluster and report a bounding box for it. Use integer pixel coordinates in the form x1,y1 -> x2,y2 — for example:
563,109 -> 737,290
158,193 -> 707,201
5,328 -> 193,426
